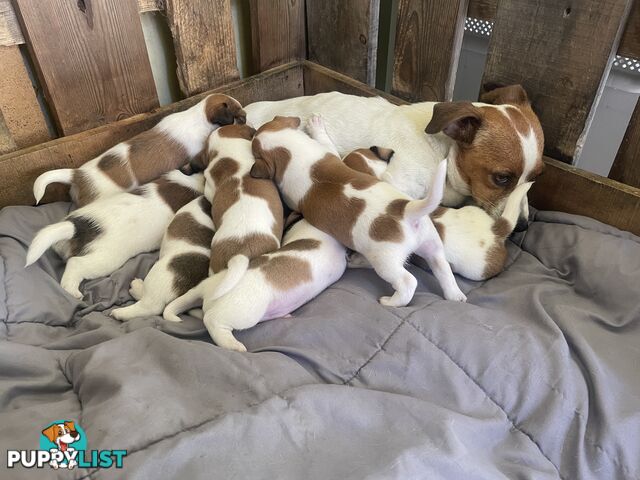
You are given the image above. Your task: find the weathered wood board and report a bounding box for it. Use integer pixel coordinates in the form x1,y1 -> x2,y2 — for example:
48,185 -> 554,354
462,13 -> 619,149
609,98 -> 640,188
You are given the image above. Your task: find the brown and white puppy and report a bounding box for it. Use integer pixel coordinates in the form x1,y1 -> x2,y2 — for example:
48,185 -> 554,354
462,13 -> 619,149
111,196 -> 214,321
33,94 -> 245,206
164,218 -> 347,351
345,146 -> 533,280
41,421 -> 81,469
245,84 -> 544,229
25,171 -> 204,299
249,115 -> 466,307
161,124 -> 284,320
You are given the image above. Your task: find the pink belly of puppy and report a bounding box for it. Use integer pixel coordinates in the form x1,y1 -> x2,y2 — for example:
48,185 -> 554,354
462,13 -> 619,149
262,284 -> 318,321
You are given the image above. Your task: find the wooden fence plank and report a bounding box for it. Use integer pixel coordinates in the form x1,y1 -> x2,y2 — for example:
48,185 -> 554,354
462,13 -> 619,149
306,0 -> 380,85
619,0 -> 640,58
0,45 -> 50,152
13,0 -> 159,136
0,0 -> 24,46
391,0 -> 468,102
609,98 -> 640,188
249,0 -> 305,73
0,62 -> 303,208
164,0 -> 240,96
467,0 -> 496,21
482,0 -> 632,164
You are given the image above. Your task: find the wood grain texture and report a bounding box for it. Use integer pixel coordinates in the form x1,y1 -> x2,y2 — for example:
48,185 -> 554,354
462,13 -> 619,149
306,0 -> 380,85
0,0 -> 24,45
609,98 -> 640,188
531,157 -> 640,236
0,62 -> 303,208
391,0 -> 468,102
0,45 -> 50,153
467,0 -> 496,21
249,0 -> 305,73
164,0 -> 240,96
482,0 -> 632,164
13,0 -> 158,136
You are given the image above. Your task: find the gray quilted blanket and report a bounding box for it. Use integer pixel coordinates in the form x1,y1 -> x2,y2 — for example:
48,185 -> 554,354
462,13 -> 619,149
0,202 -> 639,479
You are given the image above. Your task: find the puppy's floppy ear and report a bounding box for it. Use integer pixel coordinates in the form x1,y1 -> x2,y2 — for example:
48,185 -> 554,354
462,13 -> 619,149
425,102 -> 482,145
42,425 -> 58,443
274,116 -> 301,130
369,146 -> 394,162
185,148 -> 210,173
64,421 -> 76,432
480,83 -> 529,105
250,158 -> 274,179
205,94 -> 246,126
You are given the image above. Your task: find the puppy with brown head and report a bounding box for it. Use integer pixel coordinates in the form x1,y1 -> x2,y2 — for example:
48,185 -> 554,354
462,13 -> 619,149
162,123 -> 285,321
250,115 -> 466,307
33,94 -> 246,206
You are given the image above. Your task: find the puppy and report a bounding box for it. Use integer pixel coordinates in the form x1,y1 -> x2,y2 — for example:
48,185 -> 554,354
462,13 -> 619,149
33,94 -> 245,206
250,116 -> 466,306
25,171 -> 204,299
245,85 -> 544,229
110,196 -> 214,320
160,124 -> 284,321
344,147 -> 533,280
41,421 -> 81,469
165,218 -> 347,351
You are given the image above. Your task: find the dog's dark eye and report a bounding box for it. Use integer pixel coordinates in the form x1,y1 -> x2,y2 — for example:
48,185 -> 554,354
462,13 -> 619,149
492,173 -> 512,187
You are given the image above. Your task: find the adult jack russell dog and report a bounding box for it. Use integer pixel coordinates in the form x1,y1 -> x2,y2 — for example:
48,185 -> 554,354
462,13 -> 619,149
33,94 -> 245,206
245,84 -> 544,229
250,115 -> 466,306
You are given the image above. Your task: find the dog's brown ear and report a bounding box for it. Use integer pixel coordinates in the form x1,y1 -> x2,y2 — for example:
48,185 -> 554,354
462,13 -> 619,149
186,148 -> 210,173
205,94 -> 246,126
274,116 -> 301,130
480,84 -> 529,106
369,146 -> 394,162
425,102 -> 482,145
64,421 -> 76,432
42,425 -> 59,443
250,158 -> 274,179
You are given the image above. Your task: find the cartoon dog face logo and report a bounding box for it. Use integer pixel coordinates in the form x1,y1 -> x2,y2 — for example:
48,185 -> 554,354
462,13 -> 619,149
41,421 -> 81,469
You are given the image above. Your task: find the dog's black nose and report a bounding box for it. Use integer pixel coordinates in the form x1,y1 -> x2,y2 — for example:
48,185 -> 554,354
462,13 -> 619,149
513,217 -> 529,232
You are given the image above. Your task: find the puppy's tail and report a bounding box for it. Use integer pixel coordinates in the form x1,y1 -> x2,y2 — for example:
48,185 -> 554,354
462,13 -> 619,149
33,169 -> 73,204
496,182 -> 533,239
163,255 -> 249,322
25,221 -> 75,267
405,159 -> 447,220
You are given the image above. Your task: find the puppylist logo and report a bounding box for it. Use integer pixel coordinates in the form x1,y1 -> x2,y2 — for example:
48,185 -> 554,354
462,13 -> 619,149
7,420 -> 126,470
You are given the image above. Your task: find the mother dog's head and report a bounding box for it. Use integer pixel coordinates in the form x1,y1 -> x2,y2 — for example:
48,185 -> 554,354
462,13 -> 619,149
425,84 -> 544,231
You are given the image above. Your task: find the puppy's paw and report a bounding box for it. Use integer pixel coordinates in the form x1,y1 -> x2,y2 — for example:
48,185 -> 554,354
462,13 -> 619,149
305,114 -> 326,137
445,289 -> 467,303
129,278 -> 144,300
110,308 -> 131,322
61,283 -> 83,299
163,312 -> 183,323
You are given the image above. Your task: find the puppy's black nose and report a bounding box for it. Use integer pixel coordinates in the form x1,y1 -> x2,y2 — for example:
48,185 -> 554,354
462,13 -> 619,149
513,217 -> 529,232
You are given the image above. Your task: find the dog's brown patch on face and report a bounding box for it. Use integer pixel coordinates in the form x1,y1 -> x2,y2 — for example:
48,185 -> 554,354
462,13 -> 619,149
70,170 -> 97,207
97,153 -> 135,189
369,198 -> 409,243
127,129 -> 190,185
258,255 -> 312,291
167,212 -> 214,248
155,177 -> 201,213
278,238 -> 321,252
343,151 -> 376,176
433,220 -> 445,242
217,124 -> 256,140
205,94 -> 246,126
67,215 -> 103,256
483,242 -> 508,279
169,252 -> 210,296
210,233 -> 279,273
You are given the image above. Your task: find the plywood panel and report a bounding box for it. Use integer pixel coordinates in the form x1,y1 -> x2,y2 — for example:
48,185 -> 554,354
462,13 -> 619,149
13,0 -> 158,136
249,0 -> 305,73
482,0 -> 632,164
164,0 -> 240,96
307,0 -> 380,85
609,98 -> 640,188
0,45 -> 50,153
392,0 -> 468,102
0,63 -> 303,208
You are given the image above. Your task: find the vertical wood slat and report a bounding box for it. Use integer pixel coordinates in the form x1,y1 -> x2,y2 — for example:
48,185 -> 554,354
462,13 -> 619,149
609,98 -> 640,188
391,0 -> 468,102
482,0 -> 632,164
306,0 -> 380,86
13,0 -> 159,136
0,45 -> 50,154
164,0 -> 240,96
249,0 -> 305,74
